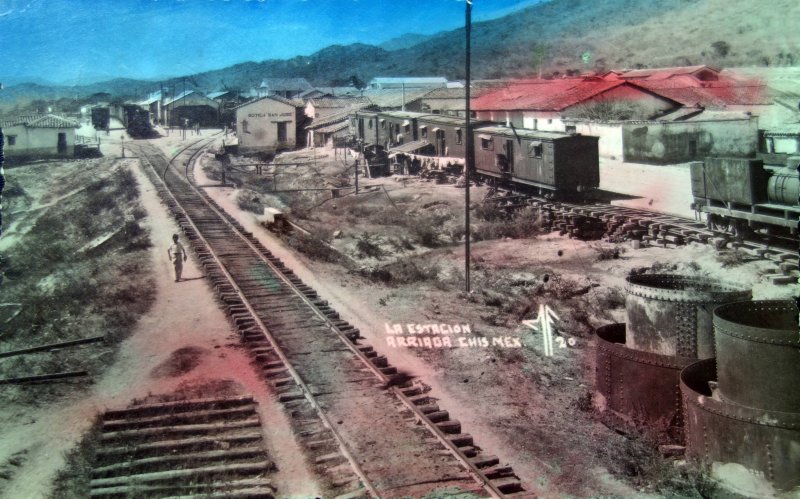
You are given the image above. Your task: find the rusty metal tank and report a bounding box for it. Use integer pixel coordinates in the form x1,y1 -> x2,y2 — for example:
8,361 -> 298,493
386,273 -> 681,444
714,300 -> 800,413
625,274 -> 751,358
595,323 -> 695,443
681,358 -> 800,493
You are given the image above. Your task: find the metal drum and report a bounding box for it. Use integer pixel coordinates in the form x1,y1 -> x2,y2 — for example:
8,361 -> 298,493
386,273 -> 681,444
681,358 -> 800,493
714,300 -> 800,413
625,274 -> 751,358
595,323 -> 695,443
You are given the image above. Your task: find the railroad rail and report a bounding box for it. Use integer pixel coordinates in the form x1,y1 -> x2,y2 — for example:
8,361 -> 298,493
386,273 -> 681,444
132,139 -> 528,498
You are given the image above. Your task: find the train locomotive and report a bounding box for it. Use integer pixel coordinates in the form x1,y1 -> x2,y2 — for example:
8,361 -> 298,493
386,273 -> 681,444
690,156 -> 800,237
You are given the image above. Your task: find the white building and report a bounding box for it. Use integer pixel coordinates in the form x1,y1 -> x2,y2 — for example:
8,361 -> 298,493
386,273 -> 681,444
235,95 -> 306,155
1,114 -> 80,158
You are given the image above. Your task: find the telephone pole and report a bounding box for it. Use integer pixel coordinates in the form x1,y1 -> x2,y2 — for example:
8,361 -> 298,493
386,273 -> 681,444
464,0 -> 473,293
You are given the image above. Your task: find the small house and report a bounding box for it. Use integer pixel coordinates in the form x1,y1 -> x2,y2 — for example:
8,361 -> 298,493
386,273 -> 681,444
1,114 -> 80,159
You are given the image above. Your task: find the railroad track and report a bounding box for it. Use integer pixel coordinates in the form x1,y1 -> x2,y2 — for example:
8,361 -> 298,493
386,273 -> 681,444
486,193 -> 799,284
89,395 -> 276,498
133,139 -> 528,498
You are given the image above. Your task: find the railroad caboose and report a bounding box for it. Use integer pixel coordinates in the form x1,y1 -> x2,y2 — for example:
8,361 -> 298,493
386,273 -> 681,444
472,126 -> 600,197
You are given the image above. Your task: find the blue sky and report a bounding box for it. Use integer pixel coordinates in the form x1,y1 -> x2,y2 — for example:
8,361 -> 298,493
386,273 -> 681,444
1,0 -> 541,85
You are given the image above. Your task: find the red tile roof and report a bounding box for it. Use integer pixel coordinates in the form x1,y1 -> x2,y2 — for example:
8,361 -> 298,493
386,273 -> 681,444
471,66 -> 769,112
633,78 -> 769,107
470,79 -> 664,112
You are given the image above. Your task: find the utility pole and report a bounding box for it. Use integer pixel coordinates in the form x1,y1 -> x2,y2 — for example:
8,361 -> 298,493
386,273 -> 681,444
182,77 -> 187,140
356,140 -> 361,194
464,0 -> 473,293
1,82 -> 5,237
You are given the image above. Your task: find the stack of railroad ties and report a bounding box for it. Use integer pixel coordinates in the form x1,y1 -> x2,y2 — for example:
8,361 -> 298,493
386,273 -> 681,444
522,201 -> 701,244
594,273 -> 799,496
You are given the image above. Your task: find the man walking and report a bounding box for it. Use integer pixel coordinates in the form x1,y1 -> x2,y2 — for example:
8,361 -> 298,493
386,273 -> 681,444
167,234 -> 187,282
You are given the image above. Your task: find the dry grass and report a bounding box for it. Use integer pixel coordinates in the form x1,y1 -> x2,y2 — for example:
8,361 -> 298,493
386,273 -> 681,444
0,162 -> 156,405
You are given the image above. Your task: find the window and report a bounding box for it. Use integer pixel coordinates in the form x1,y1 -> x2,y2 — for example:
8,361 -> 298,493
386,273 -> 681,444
368,119 -> 373,129
565,125 -> 576,134
528,143 -> 543,158
480,137 -> 493,150
456,129 -> 462,145
420,127 -> 427,138
6,135 -> 16,146
241,120 -> 249,134
547,119 -> 553,124
277,121 -> 288,142
404,124 -> 410,133
381,120 -> 386,129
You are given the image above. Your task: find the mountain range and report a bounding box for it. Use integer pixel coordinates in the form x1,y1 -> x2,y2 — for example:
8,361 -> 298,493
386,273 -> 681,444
2,0 -> 798,108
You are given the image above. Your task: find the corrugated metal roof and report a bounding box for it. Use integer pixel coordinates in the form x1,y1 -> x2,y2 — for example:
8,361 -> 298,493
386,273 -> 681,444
370,77 -> 447,85
422,87 -> 495,99
163,90 -> 200,106
378,110 -> 427,119
618,65 -> 720,80
259,78 -> 313,91
474,125 -> 576,141
388,140 -> 433,153
309,97 -> 371,108
207,91 -> 236,100
362,88 -> 434,108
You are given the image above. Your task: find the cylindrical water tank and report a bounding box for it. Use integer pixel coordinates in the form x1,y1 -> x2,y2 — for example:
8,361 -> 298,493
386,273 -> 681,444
714,300 -> 800,413
625,274 -> 751,358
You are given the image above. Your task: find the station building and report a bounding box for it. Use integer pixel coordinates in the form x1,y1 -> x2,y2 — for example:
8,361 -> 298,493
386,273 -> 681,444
235,95 -> 307,155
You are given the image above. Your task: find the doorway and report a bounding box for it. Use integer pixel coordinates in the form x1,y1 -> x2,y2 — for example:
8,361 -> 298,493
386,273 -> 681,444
436,129 -> 446,156
504,139 -> 514,173
57,133 -> 68,154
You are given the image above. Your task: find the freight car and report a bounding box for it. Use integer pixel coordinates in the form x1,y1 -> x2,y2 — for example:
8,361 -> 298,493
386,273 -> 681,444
690,156 -> 800,237
349,110 -> 600,198
473,126 -> 599,198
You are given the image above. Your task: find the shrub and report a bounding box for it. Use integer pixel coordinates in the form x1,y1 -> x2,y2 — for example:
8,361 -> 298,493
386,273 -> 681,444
355,232 -> 385,259
236,190 -> 263,214
288,232 -> 341,263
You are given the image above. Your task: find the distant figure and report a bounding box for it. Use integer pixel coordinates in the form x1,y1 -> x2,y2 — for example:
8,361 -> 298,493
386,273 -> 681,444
167,234 -> 187,282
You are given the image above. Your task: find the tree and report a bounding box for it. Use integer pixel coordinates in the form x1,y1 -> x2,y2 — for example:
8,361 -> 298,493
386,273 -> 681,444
349,75 -> 367,91
711,41 -> 730,58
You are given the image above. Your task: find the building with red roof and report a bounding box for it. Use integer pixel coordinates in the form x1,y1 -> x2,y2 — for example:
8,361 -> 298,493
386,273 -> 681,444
471,77 -> 680,132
